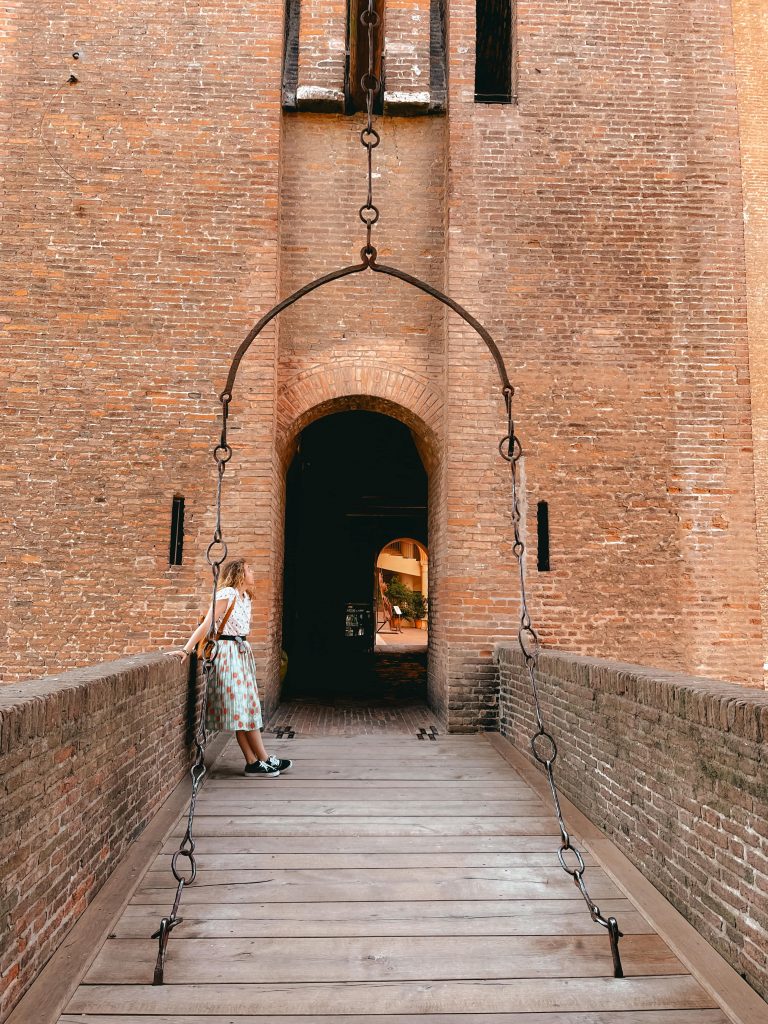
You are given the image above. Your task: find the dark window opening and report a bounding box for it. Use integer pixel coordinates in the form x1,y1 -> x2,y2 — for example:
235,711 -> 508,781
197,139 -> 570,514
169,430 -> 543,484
475,0 -> 513,103
429,0 -> 447,112
537,500 -> 550,572
281,0 -> 301,110
169,496 -> 185,566
346,0 -> 385,115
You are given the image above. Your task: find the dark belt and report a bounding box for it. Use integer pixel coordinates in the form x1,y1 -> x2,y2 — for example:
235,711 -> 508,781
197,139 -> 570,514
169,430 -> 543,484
220,634 -> 248,641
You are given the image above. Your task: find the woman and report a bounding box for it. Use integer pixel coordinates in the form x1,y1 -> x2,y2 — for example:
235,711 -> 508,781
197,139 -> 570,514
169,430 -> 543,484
171,557 -> 292,778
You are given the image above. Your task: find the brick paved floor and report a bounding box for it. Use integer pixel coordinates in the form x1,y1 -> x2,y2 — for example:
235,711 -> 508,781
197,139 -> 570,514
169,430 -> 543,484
375,626 -> 428,648
266,699 -> 440,735
269,648 -> 437,735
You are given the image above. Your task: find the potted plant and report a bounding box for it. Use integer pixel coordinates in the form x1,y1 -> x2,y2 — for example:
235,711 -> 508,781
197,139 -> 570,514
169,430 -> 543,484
410,591 -> 428,629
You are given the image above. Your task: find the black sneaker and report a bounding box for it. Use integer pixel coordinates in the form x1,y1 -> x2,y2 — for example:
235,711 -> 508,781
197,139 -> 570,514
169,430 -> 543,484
266,755 -> 293,773
244,760 -> 280,778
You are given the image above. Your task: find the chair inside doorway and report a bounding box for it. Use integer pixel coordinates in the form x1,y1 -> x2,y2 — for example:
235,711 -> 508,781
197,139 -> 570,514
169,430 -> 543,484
281,409 -> 428,705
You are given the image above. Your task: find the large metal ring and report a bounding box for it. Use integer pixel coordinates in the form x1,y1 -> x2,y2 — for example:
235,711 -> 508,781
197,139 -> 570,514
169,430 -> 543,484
213,443 -> 233,464
359,204 -> 380,226
498,434 -> 523,462
360,126 -> 380,148
206,538 -> 228,566
360,244 -> 378,266
558,845 -> 586,878
171,848 -> 197,885
360,8 -> 380,26
360,73 -> 380,94
531,729 -> 558,766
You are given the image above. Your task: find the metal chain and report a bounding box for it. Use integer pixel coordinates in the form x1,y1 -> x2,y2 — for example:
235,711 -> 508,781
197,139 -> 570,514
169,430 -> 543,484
359,0 -> 381,265
152,393 -> 232,985
499,386 -> 624,979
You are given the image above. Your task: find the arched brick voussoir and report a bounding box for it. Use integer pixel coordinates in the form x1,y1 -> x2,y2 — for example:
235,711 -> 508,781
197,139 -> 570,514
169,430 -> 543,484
276,363 -> 444,466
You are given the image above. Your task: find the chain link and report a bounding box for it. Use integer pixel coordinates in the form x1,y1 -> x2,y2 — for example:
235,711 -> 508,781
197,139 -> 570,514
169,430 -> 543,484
501,385 -> 624,979
359,0 -> 381,264
152,393 -> 231,985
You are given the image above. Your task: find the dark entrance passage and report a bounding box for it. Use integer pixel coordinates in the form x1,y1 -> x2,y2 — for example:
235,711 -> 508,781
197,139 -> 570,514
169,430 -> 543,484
281,411 -> 428,705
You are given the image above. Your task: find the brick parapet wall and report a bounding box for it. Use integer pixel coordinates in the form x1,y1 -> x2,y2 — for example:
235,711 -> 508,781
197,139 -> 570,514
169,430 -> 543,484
495,644 -> 768,1000
0,654 -> 199,1023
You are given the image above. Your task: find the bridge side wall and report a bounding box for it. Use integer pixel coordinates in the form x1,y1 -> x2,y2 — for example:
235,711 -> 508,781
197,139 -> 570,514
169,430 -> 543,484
0,654 -> 195,1023
496,644 -> 768,1001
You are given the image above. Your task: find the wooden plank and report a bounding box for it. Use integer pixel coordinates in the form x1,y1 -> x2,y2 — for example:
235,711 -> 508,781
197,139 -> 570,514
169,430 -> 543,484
211,760 -> 510,772
169,816 -> 561,837
189,800 -> 548,817
209,768 -> 516,781
215,749 -> 505,761
131,872 -> 623,904
65,976 -> 718,1015
202,782 -> 533,797
158,835 -> 578,855
258,741 -> 495,748
114,898 -> 652,938
487,734 -> 768,1024
151,852 -> 598,869
214,744 -> 506,760
85,934 -> 683,985
141,865 -> 614,891
59,1011 -> 731,1024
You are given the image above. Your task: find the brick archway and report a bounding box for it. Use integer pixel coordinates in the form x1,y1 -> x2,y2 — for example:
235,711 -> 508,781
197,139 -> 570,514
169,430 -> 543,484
276,362 -> 443,463
273,362 -> 448,723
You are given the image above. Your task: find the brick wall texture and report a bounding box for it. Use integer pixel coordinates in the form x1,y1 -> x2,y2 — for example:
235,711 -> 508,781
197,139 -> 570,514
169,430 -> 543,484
0,654 -> 198,1022
496,645 -> 768,1001
732,0 -> 768,679
2,0 -> 767,726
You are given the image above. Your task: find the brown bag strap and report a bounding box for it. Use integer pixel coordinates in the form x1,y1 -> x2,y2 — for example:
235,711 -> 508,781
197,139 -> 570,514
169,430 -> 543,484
197,595 -> 237,657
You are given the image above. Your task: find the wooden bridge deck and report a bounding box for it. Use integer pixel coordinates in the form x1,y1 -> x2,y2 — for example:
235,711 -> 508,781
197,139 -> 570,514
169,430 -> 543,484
55,733 -> 763,1023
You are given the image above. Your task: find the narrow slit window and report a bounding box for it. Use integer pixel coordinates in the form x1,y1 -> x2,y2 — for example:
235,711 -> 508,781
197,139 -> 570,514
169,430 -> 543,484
537,500 -> 550,572
169,496 -> 185,566
475,0 -> 513,103
281,0 -> 301,110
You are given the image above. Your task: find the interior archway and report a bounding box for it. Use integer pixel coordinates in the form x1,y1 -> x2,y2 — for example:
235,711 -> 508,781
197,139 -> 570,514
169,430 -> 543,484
280,409 -> 432,711
375,537 -> 429,649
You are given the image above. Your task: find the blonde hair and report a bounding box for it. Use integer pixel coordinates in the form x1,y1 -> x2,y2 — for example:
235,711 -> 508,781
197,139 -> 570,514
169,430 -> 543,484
219,557 -> 251,596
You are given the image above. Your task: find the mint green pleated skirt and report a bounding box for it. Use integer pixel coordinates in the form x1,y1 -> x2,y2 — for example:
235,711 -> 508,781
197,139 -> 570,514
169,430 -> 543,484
206,639 -> 263,732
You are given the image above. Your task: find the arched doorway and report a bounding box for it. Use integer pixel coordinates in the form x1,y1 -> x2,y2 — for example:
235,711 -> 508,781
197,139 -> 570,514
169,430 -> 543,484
375,538 -> 428,649
281,409 -> 428,704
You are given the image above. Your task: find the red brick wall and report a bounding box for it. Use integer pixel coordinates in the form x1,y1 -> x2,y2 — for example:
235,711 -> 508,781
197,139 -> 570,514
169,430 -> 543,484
732,0 -> 768,686
496,644 -> 768,1000
1,0 -> 283,688
2,0 -> 765,722
444,0 -> 763,712
0,654 -> 197,1023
